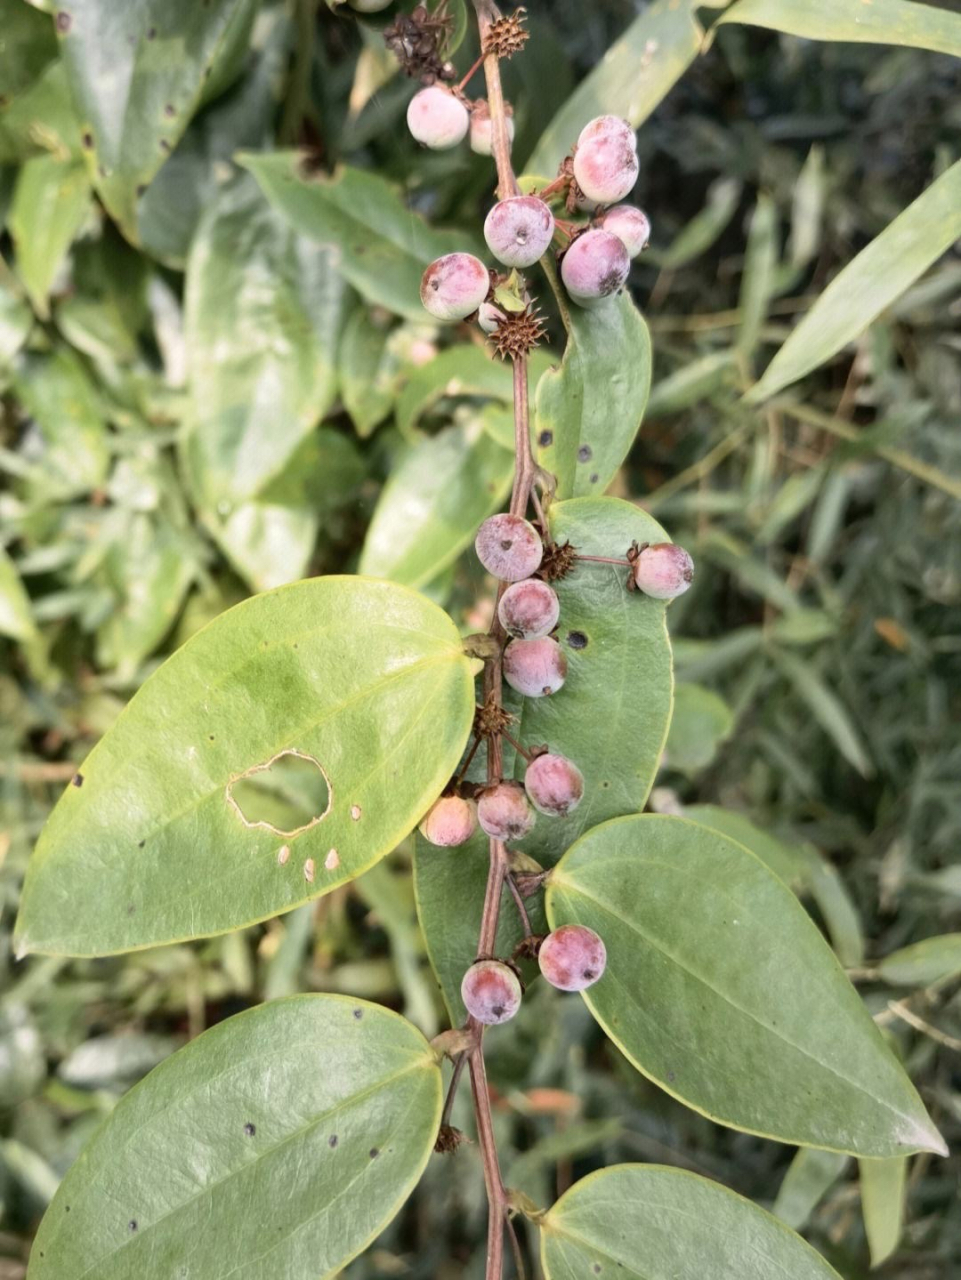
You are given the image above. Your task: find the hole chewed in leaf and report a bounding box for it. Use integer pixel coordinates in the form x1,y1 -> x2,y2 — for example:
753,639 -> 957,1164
226,749 -> 331,838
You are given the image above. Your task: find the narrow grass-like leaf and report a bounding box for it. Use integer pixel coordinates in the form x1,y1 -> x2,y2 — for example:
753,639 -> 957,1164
718,0 -> 961,58
859,1156 -> 907,1267
878,934 -> 961,987
773,1148 -> 850,1231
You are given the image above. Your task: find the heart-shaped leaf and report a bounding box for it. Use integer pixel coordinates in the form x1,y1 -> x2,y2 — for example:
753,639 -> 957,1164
540,1164 -> 843,1280
546,814 -> 945,1157
28,996 -> 441,1280
15,577 -> 476,956
512,498 -> 673,865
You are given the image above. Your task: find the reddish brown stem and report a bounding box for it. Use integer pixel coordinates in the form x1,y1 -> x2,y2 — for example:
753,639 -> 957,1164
577,554 -> 632,566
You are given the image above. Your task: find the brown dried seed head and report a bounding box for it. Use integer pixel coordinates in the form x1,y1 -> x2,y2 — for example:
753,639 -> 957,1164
490,306 -> 547,360
538,539 -> 578,582
483,9 -> 530,59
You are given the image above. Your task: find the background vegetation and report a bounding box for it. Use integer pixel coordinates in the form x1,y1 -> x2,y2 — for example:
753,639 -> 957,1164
1,0 -> 959,1276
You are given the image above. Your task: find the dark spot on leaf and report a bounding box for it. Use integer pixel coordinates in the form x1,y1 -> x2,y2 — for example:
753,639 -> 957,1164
292,643 -> 298,650
667,1070 -> 676,1082
353,1008 -> 363,1020
81,131 -> 93,148
65,1206 -> 70,1212
97,164 -> 106,178
328,1134 -> 338,1148
137,839 -> 145,848
208,735 -> 215,741
136,184 -> 147,197
55,12 -> 71,34
538,430 -> 553,447
164,104 -> 175,118
566,630 -> 588,650
593,1266 -> 601,1275
159,139 -> 171,152
589,473 -> 599,484
369,1147 -> 380,1159
578,445 -> 593,462
244,1122 -> 256,1136
147,27 -> 157,39
128,1220 -> 138,1232
71,772 -> 84,788
126,904 -> 135,916
0,95 -> 7,108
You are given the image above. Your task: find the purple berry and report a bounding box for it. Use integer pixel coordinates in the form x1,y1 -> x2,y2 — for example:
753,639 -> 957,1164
538,925 -> 607,992
420,253 -> 490,322
478,302 -> 506,334
497,578 -> 559,639
560,229 -> 630,308
632,543 -> 694,600
484,196 -> 555,269
477,781 -> 536,841
503,636 -> 567,698
461,959 -> 522,1024
419,795 -> 477,847
597,205 -> 651,257
573,115 -> 639,205
524,753 -> 584,817
475,513 -> 543,582
407,86 -> 469,150
470,99 -> 515,156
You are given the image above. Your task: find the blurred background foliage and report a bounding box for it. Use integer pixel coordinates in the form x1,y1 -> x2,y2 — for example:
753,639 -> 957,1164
1,0 -> 960,1276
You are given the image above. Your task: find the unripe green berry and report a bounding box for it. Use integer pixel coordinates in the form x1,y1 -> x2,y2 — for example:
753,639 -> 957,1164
421,253 -> 490,321
470,99 -> 515,156
573,115 -> 639,204
560,229 -> 630,308
497,578 -> 559,639
538,925 -> 606,992
407,86 -> 469,150
632,542 -> 694,600
475,513 -> 543,582
419,795 -> 477,847
477,781 -> 536,841
597,205 -> 651,257
461,959 -> 522,1024
524,752 -> 584,817
503,636 -> 567,698
484,196 -> 555,269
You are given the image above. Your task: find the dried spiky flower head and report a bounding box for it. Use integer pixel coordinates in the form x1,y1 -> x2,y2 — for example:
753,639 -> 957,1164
538,539 -> 578,583
384,4 -> 456,83
483,8 -> 530,59
488,305 -> 547,360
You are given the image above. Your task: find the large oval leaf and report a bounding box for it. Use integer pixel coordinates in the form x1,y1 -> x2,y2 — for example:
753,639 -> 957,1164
9,155 -> 91,318
28,995 -> 441,1280
14,577 -> 476,956
546,814 -> 945,1157
512,498 -> 673,865
540,1164 -> 843,1280
534,288 -> 651,499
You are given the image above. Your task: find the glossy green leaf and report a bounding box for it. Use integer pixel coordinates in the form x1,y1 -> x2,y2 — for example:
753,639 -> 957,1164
56,0 -> 258,240
878,933 -> 961,987
181,178 -> 344,511
682,804 -> 809,889
773,1148 -> 849,1231
540,1164 -> 843,1280
241,153 -> 470,320
526,0 -> 704,176
859,1156 -> 907,1267
512,498 -> 673,865
0,275 -> 33,368
546,814 -> 945,1156
534,288 -> 651,499
0,547 -> 39,643
14,577 -> 476,956
339,308 -> 401,438
9,155 -> 91,317
12,347 -> 110,497
0,58 -> 80,164
359,414 -> 513,589
664,682 -> 734,773
0,0 -> 57,105
28,995 -> 442,1280
718,0 -> 961,57
748,159 -> 961,403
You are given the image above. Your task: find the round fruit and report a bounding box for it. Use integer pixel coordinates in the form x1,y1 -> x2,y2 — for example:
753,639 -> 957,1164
632,542 -> 694,600
477,781 -> 536,841
497,578 -> 559,639
477,301 -> 506,334
470,99 -> 516,156
475,513 -> 543,582
406,85 -> 469,150
524,752 -> 584,817
420,253 -> 490,321
484,196 -> 555,269
419,795 -> 477,847
461,959 -> 522,1024
597,205 -> 651,257
503,636 -> 567,698
560,229 -> 630,308
573,114 -> 639,205
538,925 -> 607,992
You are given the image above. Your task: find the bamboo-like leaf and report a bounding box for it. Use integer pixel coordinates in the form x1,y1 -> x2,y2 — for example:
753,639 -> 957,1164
859,1156 -> 908,1267
878,933 -> 961,987
773,1148 -> 850,1231
718,0 -> 961,58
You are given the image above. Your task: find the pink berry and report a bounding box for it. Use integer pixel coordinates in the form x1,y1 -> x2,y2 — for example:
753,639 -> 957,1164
573,115 -> 639,204
478,302 -> 506,334
503,636 -> 567,698
484,196 -> 555,269
420,253 -> 490,321
538,925 -> 606,992
477,781 -> 536,841
632,543 -> 694,600
407,86 -> 469,150
560,229 -> 630,308
419,795 -> 477,847
497,578 -> 559,639
461,959 -> 522,1024
597,205 -> 651,257
475,513 -> 543,582
524,753 -> 584,817
470,99 -> 515,156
